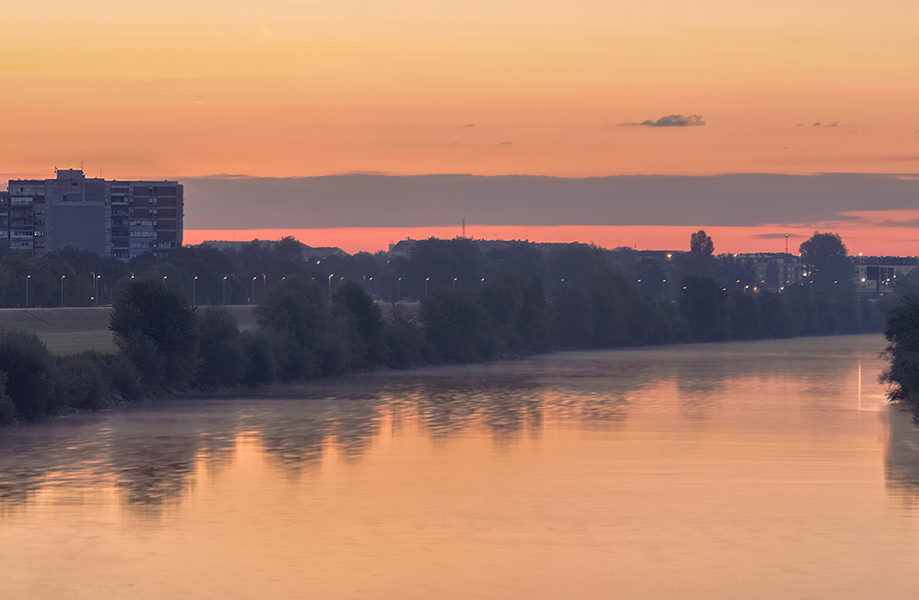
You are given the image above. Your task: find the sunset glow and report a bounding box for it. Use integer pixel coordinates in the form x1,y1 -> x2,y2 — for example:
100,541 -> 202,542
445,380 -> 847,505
2,0 -> 917,179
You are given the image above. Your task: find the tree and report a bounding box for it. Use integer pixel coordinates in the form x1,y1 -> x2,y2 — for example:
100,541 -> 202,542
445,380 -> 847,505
195,307 -> 245,387
880,294 -> 919,411
110,279 -> 199,388
690,230 -> 714,256
799,232 -> 854,286
678,276 -> 728,342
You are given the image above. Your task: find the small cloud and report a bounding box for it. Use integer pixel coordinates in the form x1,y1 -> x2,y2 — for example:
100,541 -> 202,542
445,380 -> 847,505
795,123 -> 804,127
619,114 -> 706,127
498,142 -> 513,145
782,146 -> 791,150
752,233 -> 802,240
458,124 -> 474,128
812,122 -> 821,127
827,121 -> 838,127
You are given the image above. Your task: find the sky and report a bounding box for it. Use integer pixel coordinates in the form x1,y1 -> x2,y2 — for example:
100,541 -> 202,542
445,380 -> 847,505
1,0 -> 917,253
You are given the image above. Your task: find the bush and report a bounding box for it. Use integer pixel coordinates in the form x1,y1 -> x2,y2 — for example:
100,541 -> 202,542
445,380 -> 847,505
0,372 -> 17,426
0,328 -> 61,420
195,307 -> 245,388
110,279 -> 199,388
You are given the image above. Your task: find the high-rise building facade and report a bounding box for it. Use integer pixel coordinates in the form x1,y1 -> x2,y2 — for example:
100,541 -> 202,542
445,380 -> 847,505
3,169 -> 183,261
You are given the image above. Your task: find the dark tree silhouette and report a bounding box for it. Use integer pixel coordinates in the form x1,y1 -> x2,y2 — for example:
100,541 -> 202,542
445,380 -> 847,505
110,279 -> 199,388
799,231 -> 854,286
690,230 -> 715,256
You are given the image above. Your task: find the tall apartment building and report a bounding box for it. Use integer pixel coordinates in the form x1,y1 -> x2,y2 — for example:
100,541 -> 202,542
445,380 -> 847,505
3,169 -> 183,261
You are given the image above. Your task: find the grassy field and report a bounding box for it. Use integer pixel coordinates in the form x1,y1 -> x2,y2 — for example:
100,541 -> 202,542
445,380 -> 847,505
0,306 -> 258,355
0,302 -> 412,355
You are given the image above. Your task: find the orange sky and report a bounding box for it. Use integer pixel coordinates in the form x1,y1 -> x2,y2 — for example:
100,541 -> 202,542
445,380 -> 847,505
2,0 -> 917,179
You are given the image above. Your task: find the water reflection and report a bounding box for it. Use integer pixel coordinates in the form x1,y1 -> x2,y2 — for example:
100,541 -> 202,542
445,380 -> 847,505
884,406 -> 919,508
0,335 -> 895,516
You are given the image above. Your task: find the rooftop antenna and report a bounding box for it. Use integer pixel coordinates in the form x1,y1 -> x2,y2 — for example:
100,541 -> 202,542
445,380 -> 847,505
462,218 -> 465,238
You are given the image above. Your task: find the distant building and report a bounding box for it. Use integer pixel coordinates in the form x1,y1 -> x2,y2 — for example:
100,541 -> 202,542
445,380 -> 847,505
734,253 -> 803,290
4,169 -> 183,261
855,256 -> 919,297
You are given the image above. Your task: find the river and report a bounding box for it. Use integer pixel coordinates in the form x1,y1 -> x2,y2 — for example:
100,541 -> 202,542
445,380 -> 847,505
1,334 -> 918,599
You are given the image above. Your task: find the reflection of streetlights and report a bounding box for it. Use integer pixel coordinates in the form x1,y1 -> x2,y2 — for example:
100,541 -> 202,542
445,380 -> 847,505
222,276 -> 227,305
25,275 -> 30,308
60,275 -> 65,307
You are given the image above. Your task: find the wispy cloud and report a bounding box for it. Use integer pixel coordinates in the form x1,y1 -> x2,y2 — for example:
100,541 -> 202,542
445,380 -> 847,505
619,114 -> 706,128
458,123 -> 475,128
498,141 -> 513,145
752,233 -> 803,239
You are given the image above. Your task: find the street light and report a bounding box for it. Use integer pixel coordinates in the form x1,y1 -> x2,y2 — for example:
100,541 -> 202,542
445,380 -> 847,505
163,276 -> 167,284
425,277 -> 430,297
328,273 -> 334,303
60,275 -> 65,307
262,273 -> 266,294
453,277 -> 457,289
25,275 -> 30,308
193,276 -> 198,304
252,276 -> 257,304
397,277 -> 401,302
96,276 -> 101,306
222,276 -> 227,305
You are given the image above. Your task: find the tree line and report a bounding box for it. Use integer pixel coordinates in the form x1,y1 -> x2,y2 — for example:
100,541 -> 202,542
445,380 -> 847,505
0,230 -> 898,426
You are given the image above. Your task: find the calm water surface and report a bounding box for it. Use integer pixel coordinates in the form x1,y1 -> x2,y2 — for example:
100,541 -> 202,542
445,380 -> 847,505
2,334 -> 918,599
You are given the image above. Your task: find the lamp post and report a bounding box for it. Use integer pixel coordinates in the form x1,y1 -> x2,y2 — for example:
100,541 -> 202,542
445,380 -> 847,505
60,275 -> 65,307
369,277 -> 373,297
252,276 -> 257,304
193,276 -> 198,304
397,277 -> 401,303
262,273 -> 266,295
453,277 -> 457,289
425,277 -> 430,297
328,273 -> 334,303
163,276 -> 167,284
25,275 -> 30,308
96,276 -> 101,306
480,277 -> 485,287
222,276 -> 227,305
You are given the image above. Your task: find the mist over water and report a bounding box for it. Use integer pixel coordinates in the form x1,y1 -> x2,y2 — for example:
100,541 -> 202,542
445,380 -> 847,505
2,335 -> 918,599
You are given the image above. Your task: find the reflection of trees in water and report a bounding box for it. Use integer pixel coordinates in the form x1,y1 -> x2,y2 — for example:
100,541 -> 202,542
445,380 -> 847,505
0,409 -> 241,514
3,338 -> 879,514
884,407 -> 919,509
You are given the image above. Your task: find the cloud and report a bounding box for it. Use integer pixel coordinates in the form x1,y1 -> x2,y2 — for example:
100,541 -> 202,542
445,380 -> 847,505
458,124 -> 475,128
812,122 -> 821,127
752,233 -> 803,239
498,142 -> 513,145
827,122 -> 838,127
619,115 -> 706,127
